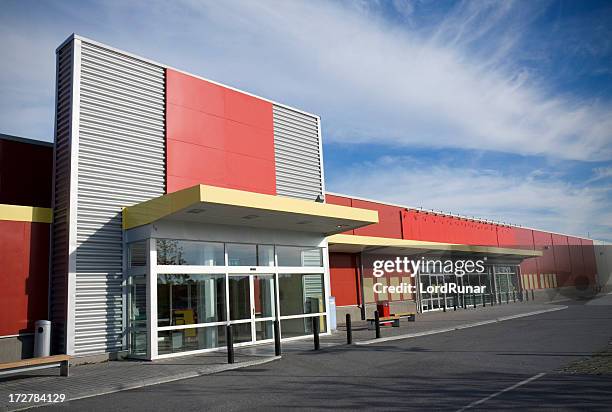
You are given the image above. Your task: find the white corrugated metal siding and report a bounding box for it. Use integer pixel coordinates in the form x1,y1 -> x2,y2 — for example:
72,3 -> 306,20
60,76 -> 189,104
50,41 -> 74,353
272,105 -> 323,200
73,41 -> 165,355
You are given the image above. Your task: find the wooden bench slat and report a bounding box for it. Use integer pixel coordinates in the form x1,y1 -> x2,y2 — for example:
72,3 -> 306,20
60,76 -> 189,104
0,355 -> 70,371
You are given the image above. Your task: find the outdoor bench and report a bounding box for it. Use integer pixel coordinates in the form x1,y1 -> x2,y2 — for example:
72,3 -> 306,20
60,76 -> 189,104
0,354 -> 70,378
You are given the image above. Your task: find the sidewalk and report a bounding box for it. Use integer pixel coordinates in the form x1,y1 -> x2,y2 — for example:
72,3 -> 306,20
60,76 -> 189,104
0,300 -> 566,411
0,352 -> 279,411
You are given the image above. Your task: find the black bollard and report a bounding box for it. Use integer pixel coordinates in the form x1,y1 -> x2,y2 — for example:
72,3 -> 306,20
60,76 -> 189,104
454,295 -> 457,311
374,310 -> 381,339
472,293 -> 476,309
443,298 -> 447,312
482,293 -> 486,307
513,291 -> 516,303
531,289 -> 535,301
226,324 -> 234,364
312,317 -> 320,350
346,314 -> 353,345
506,292 -> 510,304
274,319 -> 281,356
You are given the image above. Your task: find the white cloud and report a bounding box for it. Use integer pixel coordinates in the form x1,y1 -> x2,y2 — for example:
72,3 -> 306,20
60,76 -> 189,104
1,0 -> 611,159
327,156 -> 612,241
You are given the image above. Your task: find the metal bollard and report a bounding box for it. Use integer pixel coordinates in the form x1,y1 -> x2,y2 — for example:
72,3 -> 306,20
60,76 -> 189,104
454,295 -> 457,311
482,294 -> 486,308
506,292 -> 510,304
472,293 -> 476,309
513,291 -> 516,302
312,317 -> 320,350
531,290 -> 535,301
274,319 -> 281,356
226,324 -> 234,364
374,310 -> 381,339
346,314 -> 353,345
443,298 -> 447,312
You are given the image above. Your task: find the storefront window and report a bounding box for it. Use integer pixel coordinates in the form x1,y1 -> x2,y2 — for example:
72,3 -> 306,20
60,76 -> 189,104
129,241 -> 147,267
277,246 -> 322,267
128,275 -> 147,356
227,243 -> 257,266
257,245 -> 275,266
157,274 -> 226,327
158,325 -> 226,355
278,273 -> 325,316
281,316 -> 327,338
156,239 -> 224,266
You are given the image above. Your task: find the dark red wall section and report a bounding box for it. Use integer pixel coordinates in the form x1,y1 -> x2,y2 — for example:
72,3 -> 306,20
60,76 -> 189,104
0,137 -> 53,207
329,253 -> 360,306
0,220 -> 49,336
165,69 -> 276,195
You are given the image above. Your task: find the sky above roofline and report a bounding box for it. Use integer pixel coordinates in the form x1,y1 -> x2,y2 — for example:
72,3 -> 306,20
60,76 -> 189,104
1,0 -> 610,240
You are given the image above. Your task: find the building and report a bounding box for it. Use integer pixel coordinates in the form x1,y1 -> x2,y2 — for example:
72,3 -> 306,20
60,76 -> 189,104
0,34 -> 610,362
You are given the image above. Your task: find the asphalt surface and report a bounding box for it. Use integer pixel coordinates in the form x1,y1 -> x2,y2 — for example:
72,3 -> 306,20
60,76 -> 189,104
45,294 -> 612,411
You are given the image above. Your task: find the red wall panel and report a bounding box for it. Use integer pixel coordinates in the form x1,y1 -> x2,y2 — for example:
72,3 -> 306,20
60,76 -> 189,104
402,210 -> 498,245
0,220 -> 49,336
580,238 -> 597,287
165,69 -> 276,195
551,234 -> 571,286
567,236 -> 585,287
329,253 -> 359,306
532,231 -> 555,288
351,199 -> 403,239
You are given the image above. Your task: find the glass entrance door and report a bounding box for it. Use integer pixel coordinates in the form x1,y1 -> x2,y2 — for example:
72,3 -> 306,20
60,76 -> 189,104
228,274 -> 276,344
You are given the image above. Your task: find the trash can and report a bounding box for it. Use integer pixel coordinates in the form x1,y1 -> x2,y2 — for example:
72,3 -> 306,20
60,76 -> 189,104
376,301 -> 390,318
329,296 -> 337,331
34,320 -> 51,357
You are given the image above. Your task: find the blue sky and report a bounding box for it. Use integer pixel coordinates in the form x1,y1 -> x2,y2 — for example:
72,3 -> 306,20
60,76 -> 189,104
1,0 -> 611,240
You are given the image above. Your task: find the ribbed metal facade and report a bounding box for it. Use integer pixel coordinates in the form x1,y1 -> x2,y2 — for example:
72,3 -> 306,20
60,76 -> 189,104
50,41 -> 74,353
272,105 -> 323,201
49,38 -> 167,356
73,41 -> 166,355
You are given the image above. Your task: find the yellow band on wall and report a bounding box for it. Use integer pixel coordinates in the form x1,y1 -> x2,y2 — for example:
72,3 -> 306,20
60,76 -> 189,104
0,204 -> 53,223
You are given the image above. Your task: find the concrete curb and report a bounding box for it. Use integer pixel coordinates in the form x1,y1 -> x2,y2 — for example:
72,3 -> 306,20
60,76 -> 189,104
12,356 -> 281,411
355,306 -> 568,345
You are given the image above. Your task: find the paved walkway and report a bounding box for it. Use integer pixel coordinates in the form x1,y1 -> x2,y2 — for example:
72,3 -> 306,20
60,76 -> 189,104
0,352 -> 278,411
0,300 -> 566,411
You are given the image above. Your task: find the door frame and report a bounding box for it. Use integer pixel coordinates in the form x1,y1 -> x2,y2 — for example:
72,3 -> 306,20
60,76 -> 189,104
227,273 -> 276,345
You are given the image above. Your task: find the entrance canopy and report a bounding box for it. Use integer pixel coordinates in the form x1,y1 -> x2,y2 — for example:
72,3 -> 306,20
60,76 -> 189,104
122,184 -> 379,235
327,234 -> 542,264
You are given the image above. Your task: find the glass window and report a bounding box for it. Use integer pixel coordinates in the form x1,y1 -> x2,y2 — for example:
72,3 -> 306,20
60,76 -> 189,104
157,274 -> 226,327
128,275 -> 147,356
281,316 -> 327,339
156,239 -> 224,266
276,246 -> 322,267
158,325 -> 226,355
129,241 -> 147,267
278,273 -> 325,316
257,245 -> 275,266
227,243 -> 257,266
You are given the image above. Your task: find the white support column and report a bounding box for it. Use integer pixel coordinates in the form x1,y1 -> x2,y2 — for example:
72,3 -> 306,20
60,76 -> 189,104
322,242 -> 331,334
147,238 -> 158,360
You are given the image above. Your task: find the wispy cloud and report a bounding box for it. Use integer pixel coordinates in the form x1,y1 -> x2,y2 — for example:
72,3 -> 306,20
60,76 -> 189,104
1,0 -> 611,159
0,0 -> 609,239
